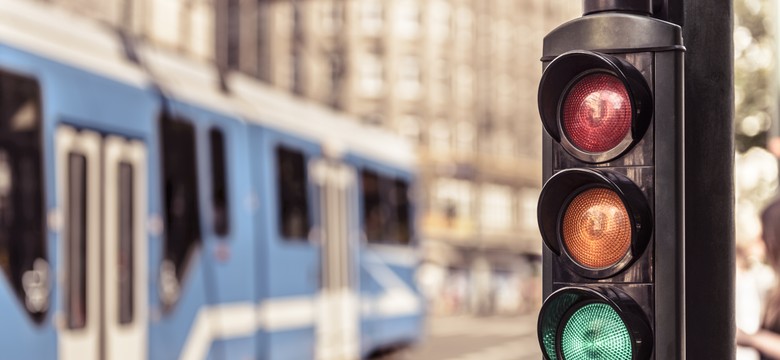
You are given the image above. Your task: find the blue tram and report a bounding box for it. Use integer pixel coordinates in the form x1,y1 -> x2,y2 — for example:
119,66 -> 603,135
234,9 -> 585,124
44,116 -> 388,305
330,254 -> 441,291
0,2 -> 424,359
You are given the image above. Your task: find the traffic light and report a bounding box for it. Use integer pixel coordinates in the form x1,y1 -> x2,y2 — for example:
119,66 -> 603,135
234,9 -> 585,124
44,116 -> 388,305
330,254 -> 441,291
536,2 -> 685,359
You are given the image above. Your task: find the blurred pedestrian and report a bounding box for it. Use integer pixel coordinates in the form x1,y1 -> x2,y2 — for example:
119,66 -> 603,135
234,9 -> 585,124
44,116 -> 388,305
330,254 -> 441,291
737,198 -> 780,359
470,256 -> 492,316
417,261 -> 446,314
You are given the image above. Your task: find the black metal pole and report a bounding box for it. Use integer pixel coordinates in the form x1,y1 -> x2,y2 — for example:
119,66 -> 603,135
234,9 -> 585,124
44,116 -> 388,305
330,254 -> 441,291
582,0 -> 652,15
679,1 -> 736,359
653,0 -> 685,25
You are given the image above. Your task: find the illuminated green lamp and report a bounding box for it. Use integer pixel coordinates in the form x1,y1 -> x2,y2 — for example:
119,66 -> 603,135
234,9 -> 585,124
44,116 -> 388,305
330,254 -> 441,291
538,287 -> 651,360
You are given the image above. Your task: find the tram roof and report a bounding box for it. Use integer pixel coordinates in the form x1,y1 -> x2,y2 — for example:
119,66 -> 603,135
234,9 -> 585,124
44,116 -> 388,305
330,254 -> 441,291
0,0 -> 148,87
141,45 -> 416,170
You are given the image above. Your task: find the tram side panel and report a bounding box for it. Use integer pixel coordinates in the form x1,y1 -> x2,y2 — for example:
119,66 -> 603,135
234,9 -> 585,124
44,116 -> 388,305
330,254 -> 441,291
205,111 -> 260,360
47,58 -> 158,360
0,45 -> 57,360
0,40 -> 423,360
156,100 -> 258,360
144,100 -> 216,360
349,155 -> 424,355
0,45 -> 162,359
252,125 -> 322,360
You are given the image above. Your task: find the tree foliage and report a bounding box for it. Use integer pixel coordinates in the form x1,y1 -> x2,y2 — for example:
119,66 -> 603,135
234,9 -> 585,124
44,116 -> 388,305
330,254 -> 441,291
734,0 -> 779,244
735,0 -> 776,152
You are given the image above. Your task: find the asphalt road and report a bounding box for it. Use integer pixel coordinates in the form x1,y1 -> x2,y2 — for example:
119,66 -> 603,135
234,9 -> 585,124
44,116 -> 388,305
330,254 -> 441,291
407,314 -> 541,360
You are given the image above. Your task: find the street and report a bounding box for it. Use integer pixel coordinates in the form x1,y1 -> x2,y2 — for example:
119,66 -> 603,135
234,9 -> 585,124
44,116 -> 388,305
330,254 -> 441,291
408,314 -> 541,360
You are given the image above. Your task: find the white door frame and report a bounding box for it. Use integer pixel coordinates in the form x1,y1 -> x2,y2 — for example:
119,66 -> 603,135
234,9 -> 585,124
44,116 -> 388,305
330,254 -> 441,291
312,160 -> 360,360
56,126 -> 101,360
56,126 -> 148,360
102,135 -> 148,359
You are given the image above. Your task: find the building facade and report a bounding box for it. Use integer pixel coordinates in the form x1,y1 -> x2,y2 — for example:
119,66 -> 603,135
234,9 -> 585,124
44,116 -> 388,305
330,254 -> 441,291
36,0 -> 580,314
221,0 -> 579,314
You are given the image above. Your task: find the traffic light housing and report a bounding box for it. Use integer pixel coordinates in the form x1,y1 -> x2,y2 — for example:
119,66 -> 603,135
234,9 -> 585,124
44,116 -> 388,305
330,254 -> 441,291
536,3 -> 685,359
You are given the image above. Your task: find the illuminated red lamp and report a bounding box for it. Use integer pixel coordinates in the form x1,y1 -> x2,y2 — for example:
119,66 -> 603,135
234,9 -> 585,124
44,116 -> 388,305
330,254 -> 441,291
539,50 -> 652,163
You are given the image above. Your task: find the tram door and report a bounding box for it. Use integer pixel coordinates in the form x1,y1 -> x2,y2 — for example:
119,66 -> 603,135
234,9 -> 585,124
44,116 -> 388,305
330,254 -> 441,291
56,126 -> 147,360
312,159 -> 360,360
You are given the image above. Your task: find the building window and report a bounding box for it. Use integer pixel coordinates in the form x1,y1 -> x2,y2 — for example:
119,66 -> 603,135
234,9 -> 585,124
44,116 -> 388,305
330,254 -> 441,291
432,178 -> 473,226
0,71 -> 47,323
398,115 -> 421,144
432,58 -> 450,104
361,170 -> 412,245
277,146 -> 311,240
455,121 -> 476,155
397,0 -> 420,38
159,115 -> 202,309
360,55 -> 384,98
321,0 -> 343,34
430,0 -> 451,42
209,128 -> 230,236
361,0 -> 384,36
480,184 -> 513,232
429,120 -> 452,155
398,56 -> 421,99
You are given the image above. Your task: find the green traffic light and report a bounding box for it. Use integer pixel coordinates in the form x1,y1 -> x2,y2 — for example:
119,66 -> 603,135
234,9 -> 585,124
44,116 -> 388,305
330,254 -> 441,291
560,302 -> 632,360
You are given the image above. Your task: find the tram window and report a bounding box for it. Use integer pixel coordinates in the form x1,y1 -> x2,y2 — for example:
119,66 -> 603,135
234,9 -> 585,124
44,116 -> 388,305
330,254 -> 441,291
118,162 -> 134,325
361,170 -> 383,242
393,179 -> 411,245
361,170 -> 412,245
209,128 -> 230,236
276,146 -> 310,240
0,151 -> 10,234
160,116 -> 201,293
66,154 -> 88,329
0,71 -> 46,323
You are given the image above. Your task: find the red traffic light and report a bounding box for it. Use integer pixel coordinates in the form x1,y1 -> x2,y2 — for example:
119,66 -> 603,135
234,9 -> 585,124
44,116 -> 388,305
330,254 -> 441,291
538,51 -> 652,163
562,73 -> 633,153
